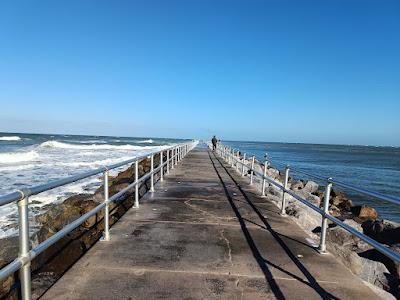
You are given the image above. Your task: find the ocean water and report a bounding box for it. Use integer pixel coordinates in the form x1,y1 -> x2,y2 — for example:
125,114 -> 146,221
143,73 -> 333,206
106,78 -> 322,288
223,141 -> 400,223
0,132 -> 187,237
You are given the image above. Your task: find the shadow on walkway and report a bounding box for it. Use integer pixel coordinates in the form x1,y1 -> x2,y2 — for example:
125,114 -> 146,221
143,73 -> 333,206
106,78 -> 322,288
208,151 -> 339,300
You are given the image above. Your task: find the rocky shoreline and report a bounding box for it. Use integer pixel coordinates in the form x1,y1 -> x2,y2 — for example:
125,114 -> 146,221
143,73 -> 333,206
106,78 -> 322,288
0,154 -> 164,299
247,156 -> 400,298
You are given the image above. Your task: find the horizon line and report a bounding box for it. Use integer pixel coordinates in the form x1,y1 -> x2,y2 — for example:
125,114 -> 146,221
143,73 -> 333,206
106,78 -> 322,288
1,130 -> 399,148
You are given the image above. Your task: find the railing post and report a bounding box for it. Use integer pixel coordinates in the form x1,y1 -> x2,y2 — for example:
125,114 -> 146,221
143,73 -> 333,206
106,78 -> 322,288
236,151 -> 240,171
241,153 -> 246,177
102,170 -> 110,241
167,149 -> 170,173
231,149 -> 234,167
280,165 -> 290,215
261,153 -> 268,197
150,154 -> 154,192
319,179 -> 332,253
17,194 -> 31,300
160,151 -> 164,182
250,155 -> 255,185
223,147 -> 226,160
134,160 -> 139,207
171,148 -> 175,170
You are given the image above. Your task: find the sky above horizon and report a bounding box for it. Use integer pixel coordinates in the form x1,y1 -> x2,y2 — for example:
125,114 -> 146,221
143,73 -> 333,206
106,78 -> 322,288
0,1 -> 399,146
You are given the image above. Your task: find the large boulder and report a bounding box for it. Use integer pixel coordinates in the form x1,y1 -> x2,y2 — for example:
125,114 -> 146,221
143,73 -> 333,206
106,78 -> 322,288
327,224 -> 360,247
359,257 -> 393,291
303,181 -> 319,194
327,241 -> 363,275
266,168 -> 280,180
324,188 -> 354,212
296,189 -> 321,207
291,180 -> 304,191
351,205 -> 378,221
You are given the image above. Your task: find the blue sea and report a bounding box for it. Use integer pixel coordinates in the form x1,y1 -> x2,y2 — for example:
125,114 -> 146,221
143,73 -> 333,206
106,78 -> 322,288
223,141 -> 400,223
0,132 -> 187,237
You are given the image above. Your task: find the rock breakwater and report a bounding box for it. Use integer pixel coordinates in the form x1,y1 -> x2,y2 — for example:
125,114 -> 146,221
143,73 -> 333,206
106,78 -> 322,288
245,155 -> 399,298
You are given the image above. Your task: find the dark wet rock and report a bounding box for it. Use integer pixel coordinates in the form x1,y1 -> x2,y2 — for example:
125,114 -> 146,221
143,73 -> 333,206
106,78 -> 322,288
285,203 -> 299,217
31,272 -> 58,299
361,220 -> 400,246
0,237 -> 18,299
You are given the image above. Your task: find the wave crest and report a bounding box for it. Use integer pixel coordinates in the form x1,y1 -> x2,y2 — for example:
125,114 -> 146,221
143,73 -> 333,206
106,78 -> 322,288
0,151 -> 39,163
137,139 -> 154,144
39,140 -> 156,150
0,136 -> 21,141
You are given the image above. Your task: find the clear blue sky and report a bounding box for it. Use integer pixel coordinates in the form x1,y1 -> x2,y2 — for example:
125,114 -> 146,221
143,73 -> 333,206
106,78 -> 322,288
0,0 -> 399,145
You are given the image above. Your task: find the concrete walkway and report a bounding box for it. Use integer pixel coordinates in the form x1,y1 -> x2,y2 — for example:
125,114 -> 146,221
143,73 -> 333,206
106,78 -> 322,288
42,147 -> 376,299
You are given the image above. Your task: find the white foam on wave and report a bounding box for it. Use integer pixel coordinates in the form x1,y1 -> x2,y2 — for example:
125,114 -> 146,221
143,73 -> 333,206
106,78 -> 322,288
0,136 -> 21,141
54,156 -> 133,168
0,137 -> 176,238
0,164 -> 37,172
137,139 -> 154,144
0,150 -> 40,163
40,140 -> 156,150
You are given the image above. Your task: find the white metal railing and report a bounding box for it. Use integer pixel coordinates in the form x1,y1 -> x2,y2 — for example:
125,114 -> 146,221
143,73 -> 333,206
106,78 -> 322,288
212,142 -> 400,264
0,140 -> 198,299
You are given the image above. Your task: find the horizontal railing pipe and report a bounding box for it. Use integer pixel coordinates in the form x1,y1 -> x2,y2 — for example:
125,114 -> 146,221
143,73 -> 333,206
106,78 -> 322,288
0,144 -> 188,207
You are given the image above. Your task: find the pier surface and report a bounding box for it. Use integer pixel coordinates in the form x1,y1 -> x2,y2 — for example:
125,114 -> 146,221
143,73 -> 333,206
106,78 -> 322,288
42,148 -> 376,299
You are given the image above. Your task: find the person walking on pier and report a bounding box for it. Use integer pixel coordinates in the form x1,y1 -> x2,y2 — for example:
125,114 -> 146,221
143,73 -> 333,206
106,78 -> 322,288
211,135 -> 218,151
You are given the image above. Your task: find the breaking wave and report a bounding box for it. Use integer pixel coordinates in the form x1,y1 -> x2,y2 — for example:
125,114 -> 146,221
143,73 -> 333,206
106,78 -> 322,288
39,140 -> 156,150
0,151 -> 39,163
137,139 -> 154,144
0,136 -> 21,141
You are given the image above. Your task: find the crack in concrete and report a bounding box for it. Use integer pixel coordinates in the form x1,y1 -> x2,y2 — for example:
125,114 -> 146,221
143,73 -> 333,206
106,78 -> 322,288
235,278 -> 244,300
219,229 -> 233,265
90,265 -> 339,284
184,199 -> 235,222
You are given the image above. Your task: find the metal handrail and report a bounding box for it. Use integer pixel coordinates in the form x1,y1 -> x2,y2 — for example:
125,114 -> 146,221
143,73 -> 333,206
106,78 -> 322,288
0,144 -> 184,206
214,143 -> 400,264
221,145 -> 400,206
0,140 -> 198,299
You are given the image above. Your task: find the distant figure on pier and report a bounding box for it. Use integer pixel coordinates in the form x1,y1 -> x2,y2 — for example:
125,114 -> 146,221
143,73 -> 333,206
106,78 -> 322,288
211,135 -> 218,151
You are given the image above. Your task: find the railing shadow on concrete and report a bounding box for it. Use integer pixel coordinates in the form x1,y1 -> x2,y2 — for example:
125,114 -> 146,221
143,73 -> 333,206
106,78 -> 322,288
208,151 -> 340,300
212,142 -> 400,266
0,141 -> 198,299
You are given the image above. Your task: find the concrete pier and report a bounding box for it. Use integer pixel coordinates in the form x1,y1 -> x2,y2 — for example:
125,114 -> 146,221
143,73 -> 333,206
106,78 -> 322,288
42,148 -> 376,299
